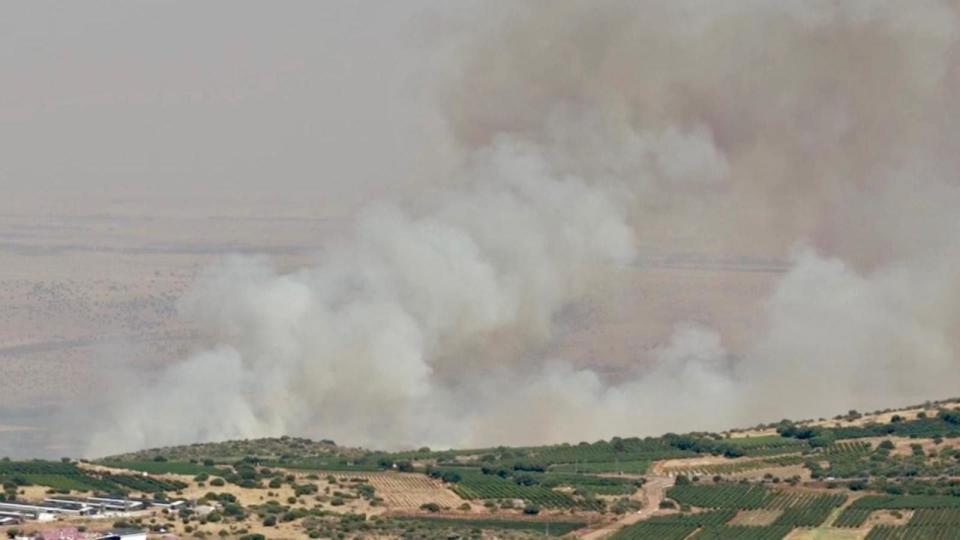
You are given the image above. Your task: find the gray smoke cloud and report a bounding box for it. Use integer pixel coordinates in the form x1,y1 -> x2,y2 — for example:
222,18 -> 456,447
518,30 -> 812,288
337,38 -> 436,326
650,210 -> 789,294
89,0 -> 960,455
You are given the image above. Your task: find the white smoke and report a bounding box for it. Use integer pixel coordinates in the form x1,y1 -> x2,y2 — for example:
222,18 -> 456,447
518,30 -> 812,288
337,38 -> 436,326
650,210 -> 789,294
89,0 -> 960,455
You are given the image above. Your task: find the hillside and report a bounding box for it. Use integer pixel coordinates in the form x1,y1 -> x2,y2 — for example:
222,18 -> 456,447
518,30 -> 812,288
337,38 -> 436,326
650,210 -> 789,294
1,397 -> 960,538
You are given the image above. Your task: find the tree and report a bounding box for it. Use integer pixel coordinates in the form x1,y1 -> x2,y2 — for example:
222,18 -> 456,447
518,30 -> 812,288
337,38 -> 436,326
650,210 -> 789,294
420,502 -> 440,512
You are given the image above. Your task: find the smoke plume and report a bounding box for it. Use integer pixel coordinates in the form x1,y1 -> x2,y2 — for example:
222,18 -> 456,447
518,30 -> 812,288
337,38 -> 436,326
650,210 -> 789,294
90,0 -> 960,455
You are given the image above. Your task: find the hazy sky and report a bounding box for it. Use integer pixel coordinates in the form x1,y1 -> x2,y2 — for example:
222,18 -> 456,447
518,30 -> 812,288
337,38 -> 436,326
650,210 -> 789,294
3,1 -> 960,457
1,1 -> 476,215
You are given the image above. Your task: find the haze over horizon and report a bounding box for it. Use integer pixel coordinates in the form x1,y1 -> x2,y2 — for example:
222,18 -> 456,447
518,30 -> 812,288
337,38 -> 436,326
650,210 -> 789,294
2,1 -> 960,458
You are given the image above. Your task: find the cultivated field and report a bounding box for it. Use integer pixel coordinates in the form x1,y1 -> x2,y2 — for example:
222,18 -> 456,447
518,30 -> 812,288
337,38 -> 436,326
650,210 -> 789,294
327,471 -> 463,510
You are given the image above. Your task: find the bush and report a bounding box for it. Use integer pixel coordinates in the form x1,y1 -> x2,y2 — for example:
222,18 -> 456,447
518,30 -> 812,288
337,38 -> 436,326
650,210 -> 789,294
210,478 -> 225,487
262,515 -> 277,527
523,504 -> 540,515
420,502 -> 441,512
849,480 -> 868,491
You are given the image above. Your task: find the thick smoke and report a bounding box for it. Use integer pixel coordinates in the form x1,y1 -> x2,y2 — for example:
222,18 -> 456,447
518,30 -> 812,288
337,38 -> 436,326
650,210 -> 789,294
90,0 -> 960,455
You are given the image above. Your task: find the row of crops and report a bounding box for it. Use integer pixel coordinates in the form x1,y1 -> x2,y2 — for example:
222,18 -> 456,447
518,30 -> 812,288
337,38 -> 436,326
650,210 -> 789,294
0,460 -> 185,494
667,485 -> 846,527
667,484 -> 771,509
865,510 -> 960,539
108,474 -> 187,492
866,525 -> 960,539
833,508 -> 874,527
392,517 -> 587,537
824,441 -> 873,455
528,439 -> 694,464
835,495 -> 960,527
693,525 -> 793,539
100,459 -> 222,476
533,472 -> 641,496
449,471 -> 579,508
721,436 -> 808,456
769,494 -> 846,527
664,455 -> 803,476
549,460 -> 650,474
823,414 -> 960,441
909,508 -> 960,525
609,510 -> 735,540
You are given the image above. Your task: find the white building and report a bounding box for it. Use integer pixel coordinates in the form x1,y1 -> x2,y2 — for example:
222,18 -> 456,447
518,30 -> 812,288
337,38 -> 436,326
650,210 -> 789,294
95,529 -> 147,540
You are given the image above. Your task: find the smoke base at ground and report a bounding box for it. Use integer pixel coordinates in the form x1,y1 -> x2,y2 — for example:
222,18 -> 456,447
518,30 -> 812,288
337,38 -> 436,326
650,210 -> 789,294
87,0 -> 960,456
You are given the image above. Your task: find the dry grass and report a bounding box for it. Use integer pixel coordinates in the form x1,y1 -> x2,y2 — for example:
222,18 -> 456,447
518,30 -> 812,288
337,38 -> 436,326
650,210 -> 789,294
327,471 -> 463,510
729,509 -> 783,526
785,528 -> 867,540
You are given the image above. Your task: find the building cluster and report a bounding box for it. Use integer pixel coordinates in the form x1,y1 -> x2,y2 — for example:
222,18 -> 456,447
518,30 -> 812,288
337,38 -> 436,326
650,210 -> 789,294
6,527 -> 153,540
0,495 -> 187,525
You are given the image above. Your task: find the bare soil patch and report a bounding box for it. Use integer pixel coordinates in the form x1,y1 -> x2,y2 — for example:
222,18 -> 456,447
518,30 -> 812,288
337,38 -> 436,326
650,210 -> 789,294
729,509 -> 783,526
864,509 -> 913,527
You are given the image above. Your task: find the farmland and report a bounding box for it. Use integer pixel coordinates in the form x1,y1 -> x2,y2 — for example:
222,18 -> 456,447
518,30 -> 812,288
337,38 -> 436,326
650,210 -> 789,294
0,460 -> 186,494
99,459 -> 222,476
610,510 -> 736,540
667,484 -> 771,509
695,525 -> 793,539
391,516 -> 587,537
662,455 -> 804,476
446,470 -> 580,508
326,471 -> 462,510
2,398 -> 958,539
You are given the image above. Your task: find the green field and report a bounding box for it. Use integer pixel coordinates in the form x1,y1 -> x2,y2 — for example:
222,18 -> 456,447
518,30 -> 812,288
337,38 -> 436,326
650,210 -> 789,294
100,460 -> 222,476
668,484 -> 772,509
549,460 -> 650,474
610,511 -> 736,539
0,460 -> 187,494
694,525 -> 793,539
450,471 -> 578,508
392,517 -> 587,536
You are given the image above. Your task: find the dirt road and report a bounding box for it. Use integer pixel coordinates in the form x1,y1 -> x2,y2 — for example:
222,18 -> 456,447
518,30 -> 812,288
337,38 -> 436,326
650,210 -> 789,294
578,474 -> 675,539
